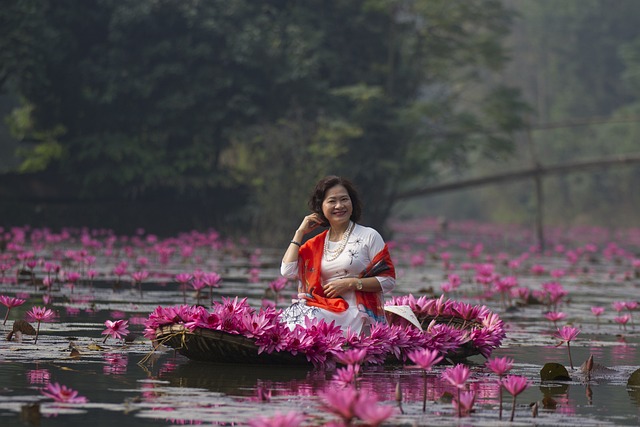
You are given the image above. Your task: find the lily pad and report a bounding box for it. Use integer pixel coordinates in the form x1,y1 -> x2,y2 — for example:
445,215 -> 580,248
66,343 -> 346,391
627,368 -> 640,388
540,362 -> 571,381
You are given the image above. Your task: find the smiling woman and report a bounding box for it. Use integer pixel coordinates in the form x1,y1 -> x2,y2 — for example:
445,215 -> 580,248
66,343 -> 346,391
280,176 -> 396,335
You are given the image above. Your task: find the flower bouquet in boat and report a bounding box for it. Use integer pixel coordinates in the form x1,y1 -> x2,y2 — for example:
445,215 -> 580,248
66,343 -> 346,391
144,294 -> 505,368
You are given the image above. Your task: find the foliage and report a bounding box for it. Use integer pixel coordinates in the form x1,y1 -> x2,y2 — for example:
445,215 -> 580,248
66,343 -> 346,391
232,0 -> 526,236
411,0 -> 640,231
1,0 -> 526,239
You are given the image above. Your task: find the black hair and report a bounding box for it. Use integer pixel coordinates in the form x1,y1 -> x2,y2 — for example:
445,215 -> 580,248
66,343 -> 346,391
308,175 -> 362,224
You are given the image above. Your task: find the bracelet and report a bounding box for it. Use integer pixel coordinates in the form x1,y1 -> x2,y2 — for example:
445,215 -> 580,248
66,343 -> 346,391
290,240 -> 302,247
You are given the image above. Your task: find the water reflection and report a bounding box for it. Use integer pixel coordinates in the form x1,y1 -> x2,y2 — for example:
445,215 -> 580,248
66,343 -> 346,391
26,368 -> 51,385
103,353 -> 129,375
613,336 -> 638,364
156,361 -> 316,395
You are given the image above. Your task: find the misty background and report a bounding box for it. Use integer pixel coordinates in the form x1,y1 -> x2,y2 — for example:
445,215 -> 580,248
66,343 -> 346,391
1,0 -> 639,244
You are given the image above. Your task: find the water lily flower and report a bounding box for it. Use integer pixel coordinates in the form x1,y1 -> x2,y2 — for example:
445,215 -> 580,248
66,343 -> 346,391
269,277 -> 288,293
335,348 -> 368,367
203,272 -> 222,303
41,382 -> 88,403
26,306 -> 55,344
442,363 -> 471,417
132,270 -> 149,283
486,356 -> 514,419
408,348 -> 443,371
442,364 -> 470,389
612,301 -> 626,313
332,364 -> 359,385
486,356 -> 514,377
113,262 -> 128,281
501,375 -> 529,421
542,281 -> 567,310
408,348 -> 443,412
102,319 -> 130,343
555,325 -> 580,369
0,295 -> 26,325
175,273 -> 193,304
614,314 -> 631,330
545,311 -> 567,327
191,278 -> 207,305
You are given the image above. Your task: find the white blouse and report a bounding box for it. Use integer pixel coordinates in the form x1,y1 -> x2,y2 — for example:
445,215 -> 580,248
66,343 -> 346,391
280,223 -> 396,294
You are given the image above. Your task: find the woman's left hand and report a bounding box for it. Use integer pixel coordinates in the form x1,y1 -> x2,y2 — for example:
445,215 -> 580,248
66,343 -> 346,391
322,278 -> 354,298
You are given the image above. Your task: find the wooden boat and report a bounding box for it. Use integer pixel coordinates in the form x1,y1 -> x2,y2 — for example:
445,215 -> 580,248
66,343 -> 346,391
152,304 -> 499,366
154,324 -> 310,365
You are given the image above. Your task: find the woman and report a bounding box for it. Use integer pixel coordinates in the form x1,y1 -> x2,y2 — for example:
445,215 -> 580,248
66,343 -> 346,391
280,176 -> 396,335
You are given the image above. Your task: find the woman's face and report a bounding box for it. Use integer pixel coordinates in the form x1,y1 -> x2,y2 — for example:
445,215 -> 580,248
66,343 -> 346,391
321,184 -> 352,227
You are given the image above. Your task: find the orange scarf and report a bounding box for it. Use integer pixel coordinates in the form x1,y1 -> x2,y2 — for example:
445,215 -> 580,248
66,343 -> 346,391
297,229 -> 395,323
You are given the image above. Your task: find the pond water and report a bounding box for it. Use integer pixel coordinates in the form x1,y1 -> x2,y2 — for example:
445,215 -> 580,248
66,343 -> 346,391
1,221 -> 640,426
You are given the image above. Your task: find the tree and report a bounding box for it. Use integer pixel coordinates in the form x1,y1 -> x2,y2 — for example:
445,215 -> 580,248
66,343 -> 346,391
3,0 -> 527,239
231,0 -> 527,238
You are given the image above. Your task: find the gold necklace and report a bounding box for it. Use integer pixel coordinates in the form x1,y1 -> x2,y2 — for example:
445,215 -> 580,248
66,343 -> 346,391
323,221 -> 354,262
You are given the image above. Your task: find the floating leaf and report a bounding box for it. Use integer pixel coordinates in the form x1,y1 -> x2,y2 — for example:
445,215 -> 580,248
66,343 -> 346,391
88,343 -> 107,351
7,320 -> 37,341
627,368 -> 640,388
540,362 -> 571,381
14,319 -> 36,335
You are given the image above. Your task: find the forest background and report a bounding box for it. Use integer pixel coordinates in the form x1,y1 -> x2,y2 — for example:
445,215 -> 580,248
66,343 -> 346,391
1,0 -> 639,245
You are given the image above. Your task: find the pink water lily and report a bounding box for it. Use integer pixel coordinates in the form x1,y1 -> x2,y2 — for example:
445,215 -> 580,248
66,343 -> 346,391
486,356 -> 514,377
614,314 -> 631,330
545,311 -> 567,326
408,348 -> 443,371
408,348 -> 443,412
26,306 -> 55,344
0,295 -> 26,325
555,325 -> 580,369
132,270 -> 149,283
132,270 -> 149,297
102,319 -> 130,343
442,363 -> 470,389
486,356 -> 514,420
41,382 -> 88,403
442,364 -> 471,417
335,348 -> 368,366
175,273 -> 193,304
332,364 -> 359,385
502,375 -> 530,421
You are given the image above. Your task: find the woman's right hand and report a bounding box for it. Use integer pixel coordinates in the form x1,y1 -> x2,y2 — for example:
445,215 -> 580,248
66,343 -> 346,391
297,213 -> 324,235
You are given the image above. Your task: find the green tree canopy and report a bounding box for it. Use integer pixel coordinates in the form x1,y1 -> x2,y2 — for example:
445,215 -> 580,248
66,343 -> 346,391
2,0 -> 526,240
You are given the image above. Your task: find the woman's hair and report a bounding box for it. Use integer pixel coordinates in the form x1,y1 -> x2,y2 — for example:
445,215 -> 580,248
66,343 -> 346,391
308,175 -> 362,223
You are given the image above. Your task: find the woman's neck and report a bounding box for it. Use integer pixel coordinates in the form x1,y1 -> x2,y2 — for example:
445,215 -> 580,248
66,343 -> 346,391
329,221 -> 351,241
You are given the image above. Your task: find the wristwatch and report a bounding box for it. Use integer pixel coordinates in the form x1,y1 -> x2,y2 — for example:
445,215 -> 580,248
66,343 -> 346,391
356,279 -> 363,290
